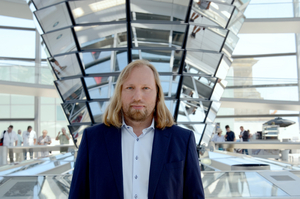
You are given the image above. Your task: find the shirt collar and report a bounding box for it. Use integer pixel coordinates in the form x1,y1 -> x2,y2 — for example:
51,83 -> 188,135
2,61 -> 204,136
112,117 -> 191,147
122,116 -> 155,131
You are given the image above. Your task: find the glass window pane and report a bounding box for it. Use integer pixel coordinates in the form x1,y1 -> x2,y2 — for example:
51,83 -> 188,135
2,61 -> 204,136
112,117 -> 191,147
11,105 -> 34,118
0,106 -> 10,118
41,97 -> 55,104
0,29 -> 36,58
40,67 -> 54,85
233,34 -> 296,55
41,105 -> 55,121
11,95 -> 34,105
245,1 -> 293,18
0,16 -> 35,28
0,94 -> 10,105
56,105 -> 66,121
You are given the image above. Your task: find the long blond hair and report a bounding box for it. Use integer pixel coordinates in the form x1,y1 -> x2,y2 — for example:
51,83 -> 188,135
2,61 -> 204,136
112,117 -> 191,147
103,59 -> 174,129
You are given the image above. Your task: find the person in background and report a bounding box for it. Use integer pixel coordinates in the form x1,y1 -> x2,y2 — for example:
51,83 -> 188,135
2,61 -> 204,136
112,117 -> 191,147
0,125 -> 18,163
239,126 -> 249,155
37,130 -> 52,157
55,127 -> 70,153
15,129 -> 23,162
224,125 -> 235,152
211,128 -> 225,150
22,126 -> 37,160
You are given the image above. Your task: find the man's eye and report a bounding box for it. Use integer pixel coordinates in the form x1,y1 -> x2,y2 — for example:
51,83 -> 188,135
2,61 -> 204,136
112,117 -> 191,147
127,87 -> 133,89
144,87 -> 150,90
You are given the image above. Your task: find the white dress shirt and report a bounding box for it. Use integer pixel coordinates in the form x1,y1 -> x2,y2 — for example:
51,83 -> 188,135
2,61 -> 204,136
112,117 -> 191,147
0,131 -> 18,146
22,130 -> 37,146
122,118 -> 155,199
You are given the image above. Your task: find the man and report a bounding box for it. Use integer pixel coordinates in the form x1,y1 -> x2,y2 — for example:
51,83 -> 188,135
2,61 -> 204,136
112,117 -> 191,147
239,126 -> 249,155
55,127 -> 70,153
69,60 -> 204,199
0,125 -> 18,163
37,130 -> 52,157
22,126 -> 37,160
224,125 -> 235,152
16,129 -> 23,162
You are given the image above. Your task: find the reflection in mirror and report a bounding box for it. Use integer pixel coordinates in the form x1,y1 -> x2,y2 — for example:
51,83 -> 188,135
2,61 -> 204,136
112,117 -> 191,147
69,125 -> 90,148
131,0 -> 189,22
160,76 -> 180,98
89,101 -> 110,123
223,31 -> 239,57
181,75 -> 217,100
228,9 -> 245,35
210,80 -> 227,101
32,0 -> 65,9
62,102 -> 91,124
184,51 -> 223,76
85,76 -> 118,99
215,55 -> 231,80
35,3 -> 72,33
69,0 -> 126,24
206,101 -> 221,123
178,123 -> 206,145
165,100 -> 177,116
177,99 -> 211,123
42,28 -> 77,56
200,124 -> 214,147
186,25 -> 227,52
132,23 -> 186,48
75,23 -> 127,50
80,50 -> 128,74
49,54 -> 82,78
190,1 -> 235,28
132,49 -> 183,74
55,79 -> 86,101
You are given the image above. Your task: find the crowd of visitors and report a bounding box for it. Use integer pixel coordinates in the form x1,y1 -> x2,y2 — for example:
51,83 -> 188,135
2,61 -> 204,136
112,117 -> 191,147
0,125 -> 71,163
212,125 -> 251,154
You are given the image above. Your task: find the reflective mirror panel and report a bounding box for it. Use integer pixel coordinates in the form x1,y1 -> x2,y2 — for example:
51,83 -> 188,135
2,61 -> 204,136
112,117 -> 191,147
80,50 -> 128,74
223,31 -> 239,57
35,3 -> 72,33
132,23 -> 186,48
186,25 -> 227,52
184,51 -> 223,76
42,28 -> 77,56
84,76 -> 117,99
49,54 -> 82,78
215,55 -> 231,80
190,1 -> 235,28
206,101 -> 221,123
179,123 -> 206,145
89,101 -> 110,123
181,75 -> 218,100
131,0 -> 189,22
75,23 -> 127,50
200,124 -> 214,147
161,76 -> 180,98
55,79 -> 86,101
177,99 -> 211,123
228,9 -> 245,35
68,125 -> 90,148
69,0 -> 126,24
32,0 -> 65,9
132,49 -> 183,73
62,102 -> 91,124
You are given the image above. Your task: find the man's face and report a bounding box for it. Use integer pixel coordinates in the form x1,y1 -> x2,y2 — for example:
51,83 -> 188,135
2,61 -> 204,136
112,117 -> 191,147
240,127 -> 244,132
62,128 -> 66,134
226,127 -> 230,132
28,128 -> 32,132
18,130 -> 21,134
42,131 -> 47,137
121,65 -> 157,122
7,127 -> 12,132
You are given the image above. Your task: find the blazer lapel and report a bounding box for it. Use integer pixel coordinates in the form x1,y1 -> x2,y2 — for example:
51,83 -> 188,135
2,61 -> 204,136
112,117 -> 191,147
105,126 -> 123,199
148,128 -> 171,199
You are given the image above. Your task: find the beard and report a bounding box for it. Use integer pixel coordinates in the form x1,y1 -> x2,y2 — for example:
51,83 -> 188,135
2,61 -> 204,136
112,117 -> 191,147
123,105 -> 154,122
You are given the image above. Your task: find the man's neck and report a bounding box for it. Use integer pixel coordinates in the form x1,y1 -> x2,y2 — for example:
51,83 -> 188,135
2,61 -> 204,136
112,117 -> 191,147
124,116 -> 153,137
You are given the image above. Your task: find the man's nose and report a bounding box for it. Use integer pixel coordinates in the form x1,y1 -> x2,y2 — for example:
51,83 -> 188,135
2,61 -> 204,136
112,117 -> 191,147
133,88 -> 143,101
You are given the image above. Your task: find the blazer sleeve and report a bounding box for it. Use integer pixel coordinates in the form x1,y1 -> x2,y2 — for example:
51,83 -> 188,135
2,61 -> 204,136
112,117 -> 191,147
183,132 -> 205,199
69,129 -> 90,199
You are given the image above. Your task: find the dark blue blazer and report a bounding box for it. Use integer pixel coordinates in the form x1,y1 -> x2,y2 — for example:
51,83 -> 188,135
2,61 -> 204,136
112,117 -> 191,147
69,123 -> 205,199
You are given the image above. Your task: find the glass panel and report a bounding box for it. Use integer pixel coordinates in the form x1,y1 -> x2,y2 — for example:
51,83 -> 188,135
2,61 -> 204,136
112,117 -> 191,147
0,29 -> 36,59
190,1 -> 235,28
181,75 -> 218,100
177,99 -> 211,123
245,1 -> 293,18
11,95 -> 34,105
179,123 -> 206,145
132,49 -> 183,73
228,9 -> 245,35
80,50 -> 128,74
200,124 -> 214,147
0,106 -> 10,118
186,26 -> 228,52
75,23 -> 127,50
55,79 -> 86,101
165,100 -> 177,116
62,102 -> 91,124
0,16 -> 35,28
132,23 -> 186,48
223,31 -> 239,57
11,105 -> 34,118
161,76 -> 180,98
69,0 -> 126,24
89,101 -> 110,123
41,105 -> 55,121
49,54 -> 82,77
39,67 -> 54,85
32,0 -> 66,9
131,0 -> 189,22
233,33 -> 296,55
35,3 -> 72,33
0,94 -> 10,105
85,76 -> 117,99
42,28 -> 77,56
69,125 -> 90,148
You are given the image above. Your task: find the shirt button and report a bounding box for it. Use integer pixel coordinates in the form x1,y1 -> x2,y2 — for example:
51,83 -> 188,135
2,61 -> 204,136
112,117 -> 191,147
135,175 -> 138,179
136,138 -> 139,141
134,194 -> 138,198
135,156 -> 138,160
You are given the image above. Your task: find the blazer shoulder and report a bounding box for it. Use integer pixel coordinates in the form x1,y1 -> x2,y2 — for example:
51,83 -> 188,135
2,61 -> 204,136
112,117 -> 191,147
84,123 -> 119,137
166,125 -> 193,138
